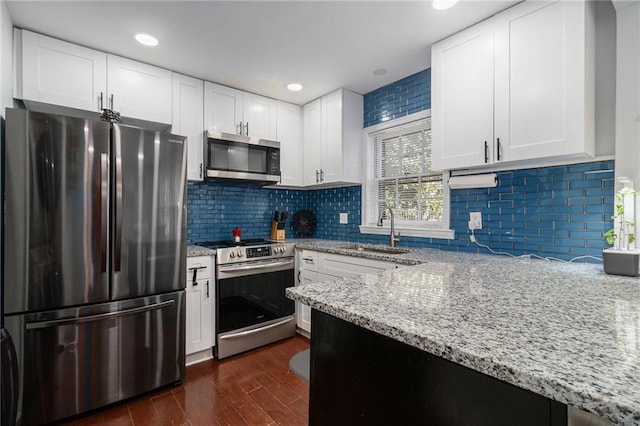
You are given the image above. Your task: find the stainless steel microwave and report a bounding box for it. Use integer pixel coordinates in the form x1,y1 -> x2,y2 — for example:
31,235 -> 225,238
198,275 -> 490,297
205,131 -> 281,184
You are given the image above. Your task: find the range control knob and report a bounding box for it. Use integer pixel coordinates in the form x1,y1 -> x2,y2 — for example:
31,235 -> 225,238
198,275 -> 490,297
280,246 -> 287,253
229,252 -> 235,258
273,247 -> 280,254
237,250 -> 244,257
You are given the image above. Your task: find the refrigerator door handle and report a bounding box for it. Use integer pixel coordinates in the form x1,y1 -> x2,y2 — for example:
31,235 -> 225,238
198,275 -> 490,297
25,300 -> 175,330
114,154 -> 123,272
100,153 -> 108,273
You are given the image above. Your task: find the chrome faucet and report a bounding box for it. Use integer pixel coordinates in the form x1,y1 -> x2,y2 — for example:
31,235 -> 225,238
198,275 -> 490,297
377,206 -> 401,247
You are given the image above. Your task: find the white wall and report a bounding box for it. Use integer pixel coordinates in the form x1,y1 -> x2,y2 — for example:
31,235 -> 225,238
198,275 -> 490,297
612,0 -> 640,242
0,0 -> 12,314
595,0 -> 616,157
1,0 -> 12,116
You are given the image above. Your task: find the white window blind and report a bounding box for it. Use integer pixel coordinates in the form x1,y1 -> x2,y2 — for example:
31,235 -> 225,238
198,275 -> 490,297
365,118 -> 444,227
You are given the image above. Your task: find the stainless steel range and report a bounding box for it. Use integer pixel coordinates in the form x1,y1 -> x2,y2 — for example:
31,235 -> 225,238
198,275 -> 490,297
197,239 -> 296,359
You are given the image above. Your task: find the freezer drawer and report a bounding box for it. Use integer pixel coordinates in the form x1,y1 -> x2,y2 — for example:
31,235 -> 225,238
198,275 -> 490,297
4,291 -> 185,425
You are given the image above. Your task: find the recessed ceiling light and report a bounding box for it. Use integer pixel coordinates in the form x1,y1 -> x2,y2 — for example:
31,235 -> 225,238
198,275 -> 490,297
373,68 -> 387,76
432,0 -> 458,10
135,33 -> 158,47
287,83 -> 303,92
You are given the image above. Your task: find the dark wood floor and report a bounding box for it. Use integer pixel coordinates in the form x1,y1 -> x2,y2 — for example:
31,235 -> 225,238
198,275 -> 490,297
63,335 -> 310,426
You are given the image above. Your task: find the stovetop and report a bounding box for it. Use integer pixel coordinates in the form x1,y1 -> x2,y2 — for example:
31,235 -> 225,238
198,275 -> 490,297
197,239 -> 295,265
196,238 -> 269,249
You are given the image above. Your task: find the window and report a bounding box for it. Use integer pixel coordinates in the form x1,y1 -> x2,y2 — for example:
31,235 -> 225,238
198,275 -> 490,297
360,111 -> 453,239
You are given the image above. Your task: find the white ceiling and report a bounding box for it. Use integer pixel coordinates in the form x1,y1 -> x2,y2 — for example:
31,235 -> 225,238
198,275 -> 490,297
6,0 -> 519,105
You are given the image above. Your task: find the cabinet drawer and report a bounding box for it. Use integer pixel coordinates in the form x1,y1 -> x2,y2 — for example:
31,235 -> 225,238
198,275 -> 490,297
318,252 -> 398,277
187,256 -> 212,280
300,250 -> 319,272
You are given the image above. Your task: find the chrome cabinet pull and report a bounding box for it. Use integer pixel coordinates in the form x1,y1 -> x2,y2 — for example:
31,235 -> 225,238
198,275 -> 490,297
484,141 -> 489,163
297,270 -> 301,283
245,122 -> 249,136
497,138 -> 502,161
316,170 -> 319,183
110,94 -> 114,110
320,169 -> 324,182
99,92 -> 104,111
199,163 -> 203,179
238,121 -> 243,135
206,280 -> 210,298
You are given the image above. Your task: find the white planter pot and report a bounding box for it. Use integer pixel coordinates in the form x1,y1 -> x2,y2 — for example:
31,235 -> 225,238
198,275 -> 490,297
603,248 -> 640,277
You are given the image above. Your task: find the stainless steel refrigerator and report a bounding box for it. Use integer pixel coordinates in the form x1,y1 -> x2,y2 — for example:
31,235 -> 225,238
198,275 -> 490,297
2,108 -> 187,425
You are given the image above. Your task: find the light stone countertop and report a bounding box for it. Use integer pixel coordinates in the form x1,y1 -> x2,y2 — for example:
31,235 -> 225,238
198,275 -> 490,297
287,239 -> 640,425
186,245 -> 215,257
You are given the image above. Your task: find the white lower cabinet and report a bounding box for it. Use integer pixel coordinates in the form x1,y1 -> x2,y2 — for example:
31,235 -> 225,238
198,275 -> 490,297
186,256 -> 215,364
296,249 -> 403,334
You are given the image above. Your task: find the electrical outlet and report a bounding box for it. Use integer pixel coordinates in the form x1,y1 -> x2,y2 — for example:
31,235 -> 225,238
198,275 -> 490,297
339,213 -> 348,224
469,212 -> 482,230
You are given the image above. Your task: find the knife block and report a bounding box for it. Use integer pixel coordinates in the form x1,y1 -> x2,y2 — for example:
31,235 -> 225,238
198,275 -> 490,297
270,222 -> 285,241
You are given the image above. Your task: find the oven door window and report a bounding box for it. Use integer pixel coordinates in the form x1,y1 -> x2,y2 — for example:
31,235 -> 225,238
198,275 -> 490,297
217,269 -> 294,333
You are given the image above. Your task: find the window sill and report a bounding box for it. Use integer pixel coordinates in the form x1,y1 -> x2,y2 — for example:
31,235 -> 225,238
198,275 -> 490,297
359,225 -> 455,240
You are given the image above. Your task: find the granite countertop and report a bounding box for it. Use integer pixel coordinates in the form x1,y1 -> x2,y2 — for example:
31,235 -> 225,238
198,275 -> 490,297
287,239 -> 640,424
187,245 -> 216,257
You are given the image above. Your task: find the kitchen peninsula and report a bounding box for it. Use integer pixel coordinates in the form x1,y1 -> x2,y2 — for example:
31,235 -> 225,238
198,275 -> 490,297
287,241 -> 640,425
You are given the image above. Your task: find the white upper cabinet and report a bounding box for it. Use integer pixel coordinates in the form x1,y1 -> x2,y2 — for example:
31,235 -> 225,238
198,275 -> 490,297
16,29 -> 173,125
302,88 -> 363,187
432,0 -> 595,171
204,82 -> 277,140
18,29 -> 107,112
203,82 -> 243,135
243,92 -> 277,140
302,98 -> 323,186
431,21 -> 495,169
276,101 -> 303,186
107,55 -> 173,124
172,73 -> 204,181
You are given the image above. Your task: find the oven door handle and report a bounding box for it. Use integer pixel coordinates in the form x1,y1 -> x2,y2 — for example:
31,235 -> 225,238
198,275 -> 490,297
218,317 -> 295,340
218,258 -> 294,273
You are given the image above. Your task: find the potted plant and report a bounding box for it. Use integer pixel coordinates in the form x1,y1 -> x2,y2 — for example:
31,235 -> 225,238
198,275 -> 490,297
603,186 -> 640,276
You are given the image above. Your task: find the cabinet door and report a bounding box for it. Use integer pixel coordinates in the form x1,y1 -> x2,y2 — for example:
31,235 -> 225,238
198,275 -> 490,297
321,90 -> 343,183
186,256 -> 213,355
303,98 -> 323,185
204,82 -> 243,135
298,269 -> 337,333
494,0 -> 592,161
186,278 -> 213,355
173,73 -> 204,181
276,101 -> 302,186
431,21 -> 495,171
107,55 -> 173,124
243,93 -> 277,139
20,30 -> 107,112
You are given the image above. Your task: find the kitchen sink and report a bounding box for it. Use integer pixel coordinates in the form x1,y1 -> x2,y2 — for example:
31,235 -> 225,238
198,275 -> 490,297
338,244 -> 411,255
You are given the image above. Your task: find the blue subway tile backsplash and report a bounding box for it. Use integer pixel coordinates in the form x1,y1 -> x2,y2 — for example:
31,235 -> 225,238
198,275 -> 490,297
186,160 -> 613,262
363,69 -> 431,128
